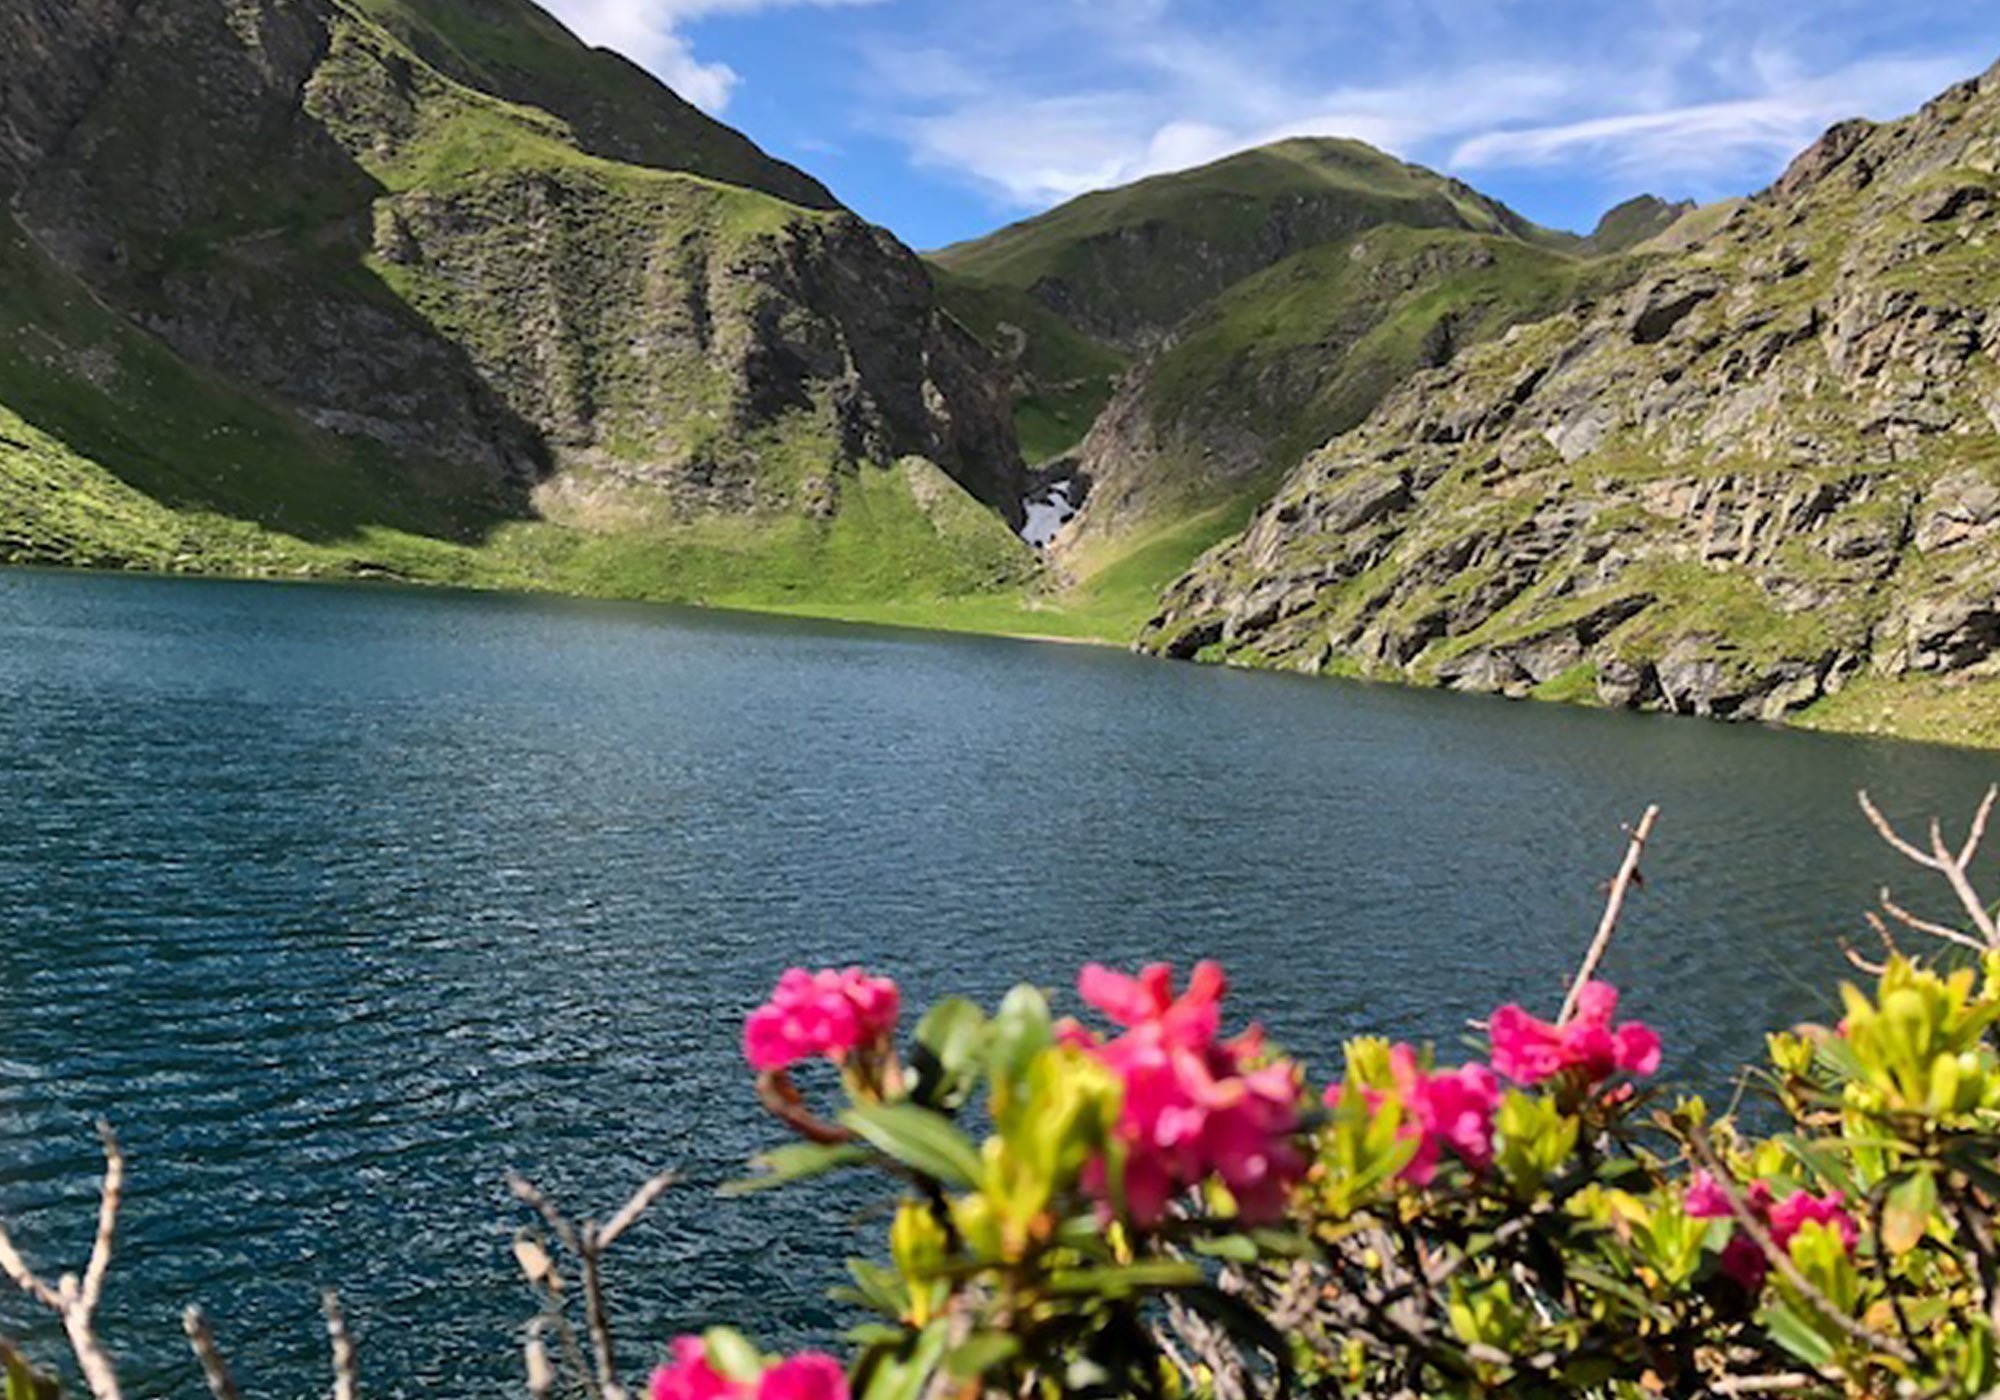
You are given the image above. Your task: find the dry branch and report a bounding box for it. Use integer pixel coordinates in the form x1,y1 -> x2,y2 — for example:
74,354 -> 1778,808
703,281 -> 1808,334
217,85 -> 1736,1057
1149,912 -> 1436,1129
1559,805 -> 1660,1023
0,1122 -> 126,1400
324,1290 -> 358,1400
508,1169 -> 679,1400
1858,788 -> 1998,947
182,1306 -> 241,1400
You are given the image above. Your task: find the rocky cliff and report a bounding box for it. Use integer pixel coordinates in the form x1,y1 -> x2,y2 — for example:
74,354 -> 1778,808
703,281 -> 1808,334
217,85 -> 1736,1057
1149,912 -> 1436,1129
0,0 -> 1027,586
1060,227 -> 1642,559
1139,62 -> 2000,740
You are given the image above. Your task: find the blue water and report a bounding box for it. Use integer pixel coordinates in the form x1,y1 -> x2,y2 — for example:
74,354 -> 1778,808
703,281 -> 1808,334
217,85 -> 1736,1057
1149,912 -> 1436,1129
0,568 -> 1993,1396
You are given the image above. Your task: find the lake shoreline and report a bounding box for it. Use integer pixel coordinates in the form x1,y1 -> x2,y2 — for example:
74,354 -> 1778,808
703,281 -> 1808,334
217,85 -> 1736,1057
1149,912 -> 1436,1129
4,558 -> 1995,754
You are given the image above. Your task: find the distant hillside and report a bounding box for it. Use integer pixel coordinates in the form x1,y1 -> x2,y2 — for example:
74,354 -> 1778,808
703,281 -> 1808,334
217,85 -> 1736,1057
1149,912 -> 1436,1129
1584,194 -> 1697,254
1139,61 -> 2000,749
931,138 -> 1569,348
0,0 -> 1032,609
930,137 -> 1664,627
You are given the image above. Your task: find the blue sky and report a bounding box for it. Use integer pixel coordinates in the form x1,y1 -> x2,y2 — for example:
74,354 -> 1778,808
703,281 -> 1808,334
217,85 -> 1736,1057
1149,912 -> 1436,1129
540,0 -> 2000,250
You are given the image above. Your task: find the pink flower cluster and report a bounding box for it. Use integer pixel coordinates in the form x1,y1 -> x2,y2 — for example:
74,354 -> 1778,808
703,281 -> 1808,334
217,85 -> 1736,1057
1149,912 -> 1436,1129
1326,1046 -> 1501,1185
651,1340 -> 847,1400
1067,962 -> 1305,1226
1488,982 -> 1661,1086
743,968 -> 901,1072
1685,1171 -> 1858,1290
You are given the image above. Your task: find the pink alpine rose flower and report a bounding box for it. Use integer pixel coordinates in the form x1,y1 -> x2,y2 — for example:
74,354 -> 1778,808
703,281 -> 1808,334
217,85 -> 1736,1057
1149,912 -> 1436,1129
651,1342 -> 848,1400
756,1354 -> 849,1400
651,1338 -> 742,1400
1768,1189 -> 1859,1252
1487,982 -> 1660,1086
1324,1046 -> 1501,1185
743,968 -> 901,1072
1075,961 -> 1305,1226
1685,1171 -> 1856,1291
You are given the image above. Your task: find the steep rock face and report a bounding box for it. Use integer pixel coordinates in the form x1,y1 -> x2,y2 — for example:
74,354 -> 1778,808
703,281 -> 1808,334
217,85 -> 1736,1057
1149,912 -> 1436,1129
1139,63 -> 2000,724
0,0 -> 139,189
373,167 -> 1020,515
0,0 -> 1024,530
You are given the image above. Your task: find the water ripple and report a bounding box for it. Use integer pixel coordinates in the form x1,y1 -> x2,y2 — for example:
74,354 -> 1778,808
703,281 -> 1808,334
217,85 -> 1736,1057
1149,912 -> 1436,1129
0,569 -> 1994,1395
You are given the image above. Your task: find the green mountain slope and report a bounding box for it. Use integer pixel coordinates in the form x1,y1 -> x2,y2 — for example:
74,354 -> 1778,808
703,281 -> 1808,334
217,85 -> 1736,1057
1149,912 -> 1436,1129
1138,61 -> 2000,748
1060,227 -> 1645,586
345,0 -> 838,208
0,0 -> 1032,609
929,136 -> 1662,623
1582,195 -> 1697,255
931,138 -> 1566,348
928,138 -> 1591,477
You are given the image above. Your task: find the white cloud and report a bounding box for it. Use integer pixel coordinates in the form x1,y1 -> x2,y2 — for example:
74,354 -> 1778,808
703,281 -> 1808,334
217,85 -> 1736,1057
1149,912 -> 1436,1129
541,0 -> 881,111
1449,54 -> 1971,179
853,1 -> 1989,218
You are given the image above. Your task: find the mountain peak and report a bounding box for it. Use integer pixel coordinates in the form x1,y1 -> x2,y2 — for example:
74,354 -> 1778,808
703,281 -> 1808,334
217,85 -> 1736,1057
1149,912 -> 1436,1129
1583,194 -> 1697,254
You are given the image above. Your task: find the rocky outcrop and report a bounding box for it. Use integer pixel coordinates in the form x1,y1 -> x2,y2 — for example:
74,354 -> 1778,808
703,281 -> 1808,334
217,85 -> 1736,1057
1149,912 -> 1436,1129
1139,61 -> 2000,726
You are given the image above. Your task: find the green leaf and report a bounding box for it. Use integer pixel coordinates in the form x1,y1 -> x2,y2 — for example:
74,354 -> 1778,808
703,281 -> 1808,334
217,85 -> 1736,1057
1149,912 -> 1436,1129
1760,1301 -> 1837,1369
909,998 -> 990,1111
1776,1133 -> 1859,1197
988,985 -> 1054,1089
703,1328 -> 766,1383
854,1320 -> 949,1400
1882,1167 -> 1938,1256
841,1104 -> 985,1188
1247,1228 -> 1320,1260
943,1333 -> 1020,1379
842,1259 -> 908,1317
845,1324 -> 908,1348
722,1142 -> 872,1196
1192,1234 -> 1260,1263
1047,1260 -> 1205,1297
1812,1035 -> 1867,1084
1,1344 -> 59,1400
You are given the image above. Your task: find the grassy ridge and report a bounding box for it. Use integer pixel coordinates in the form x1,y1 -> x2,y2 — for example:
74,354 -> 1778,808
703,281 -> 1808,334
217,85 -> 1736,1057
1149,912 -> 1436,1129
341,0 -> 837,207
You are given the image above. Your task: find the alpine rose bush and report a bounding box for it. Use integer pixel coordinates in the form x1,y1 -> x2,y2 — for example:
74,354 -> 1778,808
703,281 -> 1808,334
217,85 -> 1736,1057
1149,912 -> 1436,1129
1685,1170 -> 1860,1289
11,798 -> 1999,1400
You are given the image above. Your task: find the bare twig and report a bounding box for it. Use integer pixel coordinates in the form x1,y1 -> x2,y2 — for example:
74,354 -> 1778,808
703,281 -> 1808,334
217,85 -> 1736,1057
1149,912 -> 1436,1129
524,1320 -> 555,1400
599,1172 -> 680,1250
1838,937 -> 1887,976
755,1072 -> 855,1146
508,1175 -> 582,1256
1857,790 -> 1997,947
1560,806 -> 1660,1023
324,1290 -> 358,1400
1683,1125 -> 1916,1367
1878,889 -> 1984,951
182,1307 -> 242,1400
0,1123 -> 127,1400
1711,1376 -> 1816,1395
578,1239 -> 622,1400
508,1170 -> 678,1400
